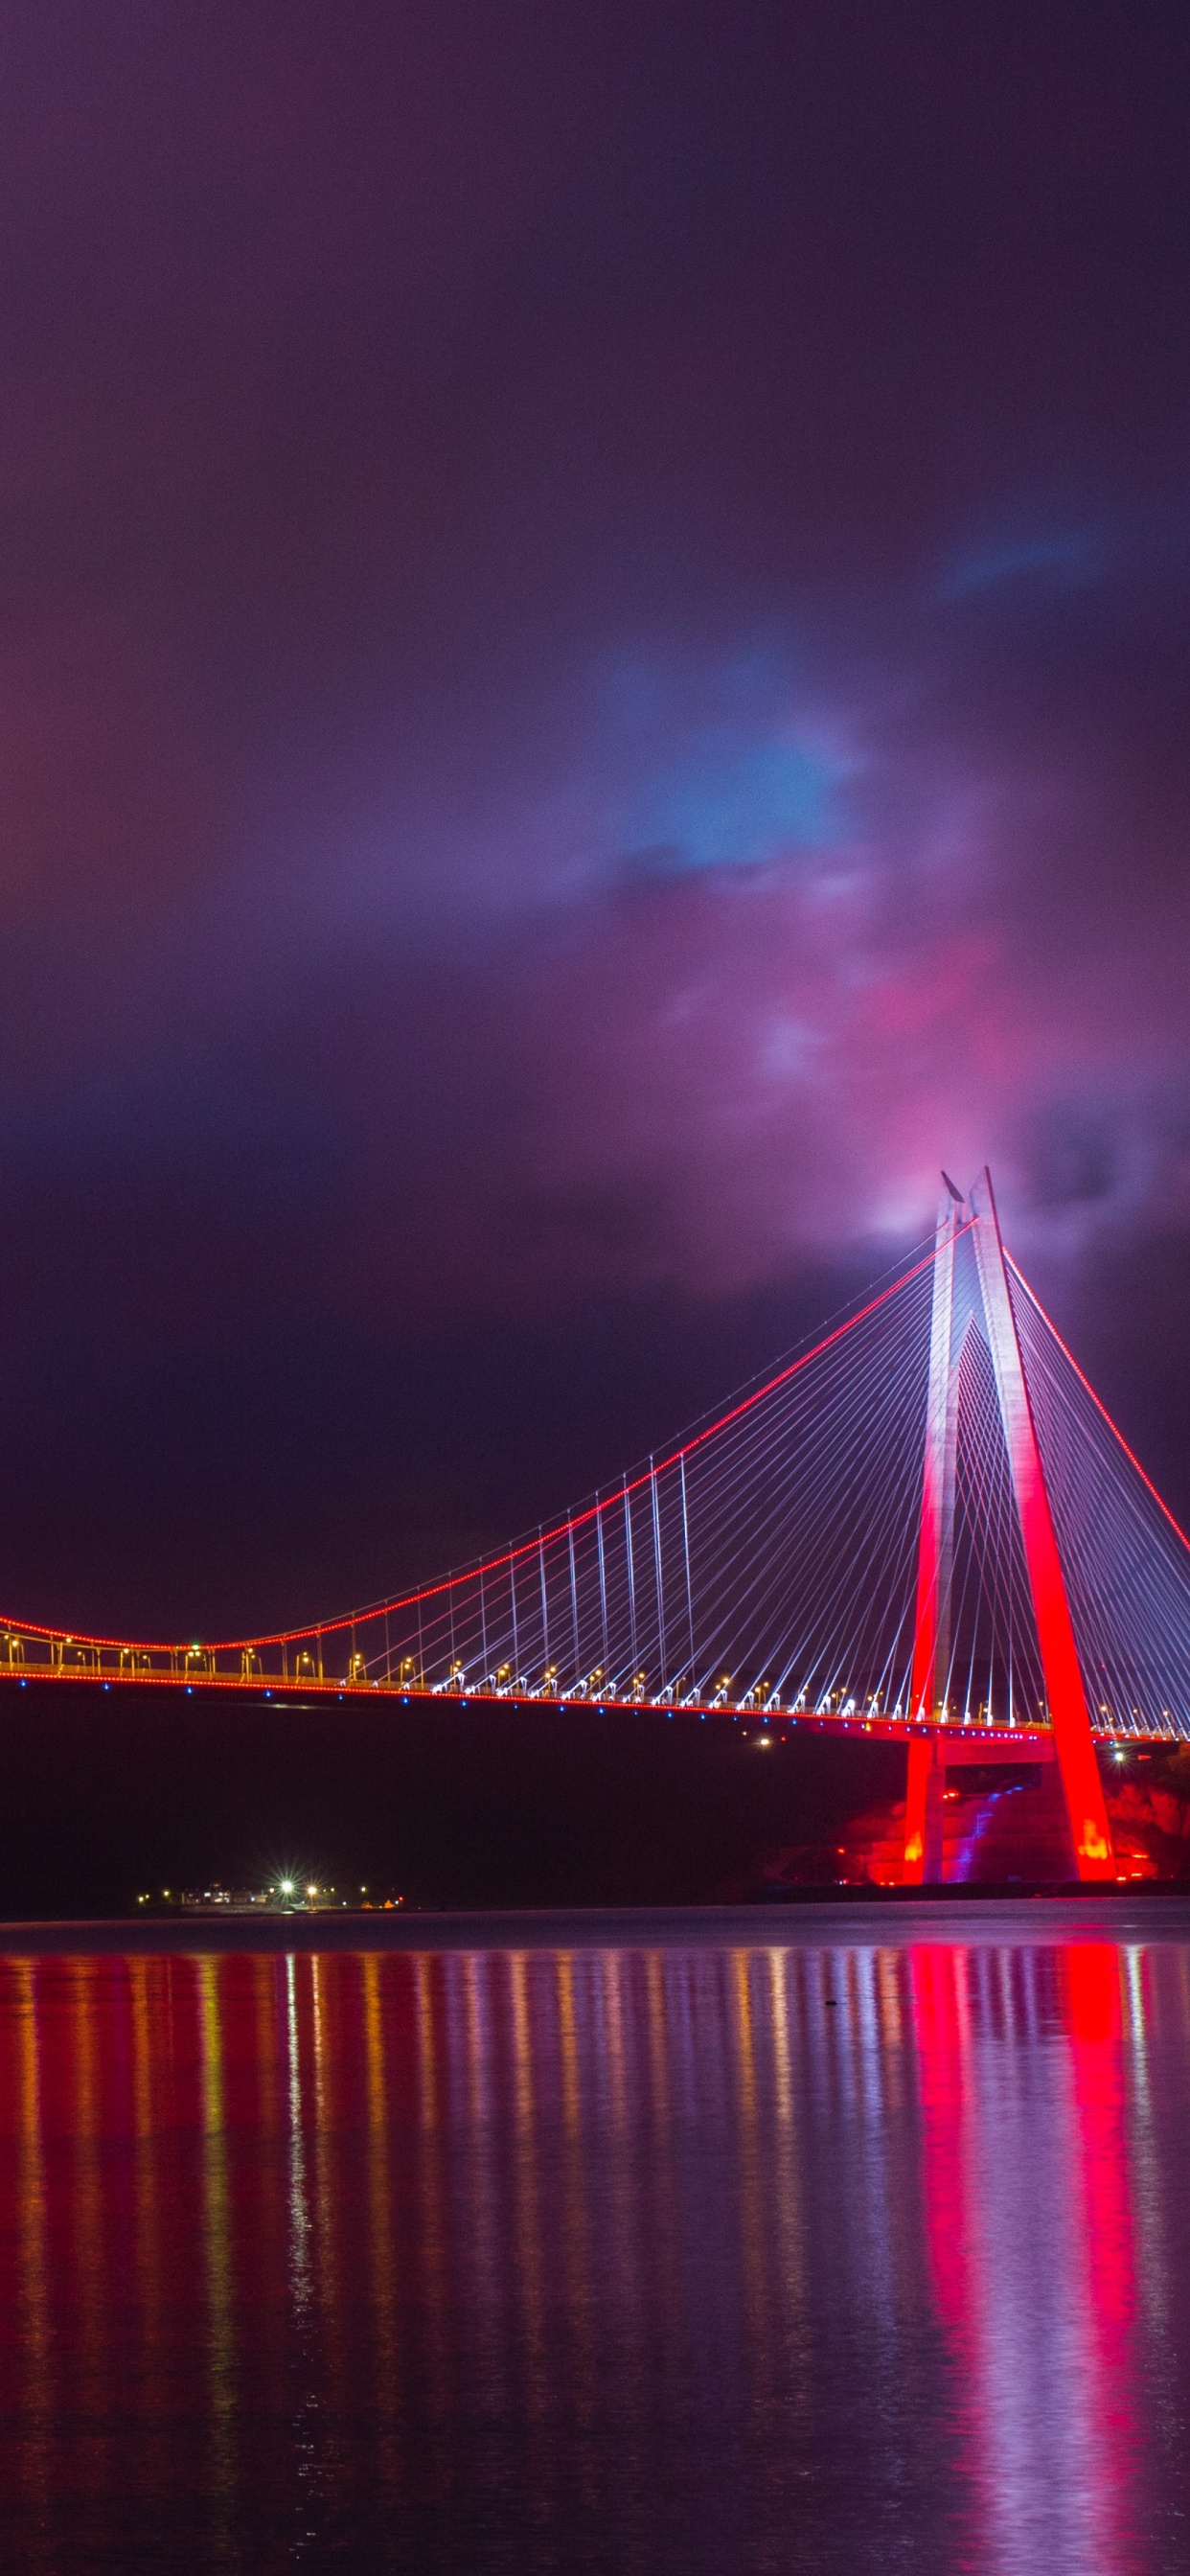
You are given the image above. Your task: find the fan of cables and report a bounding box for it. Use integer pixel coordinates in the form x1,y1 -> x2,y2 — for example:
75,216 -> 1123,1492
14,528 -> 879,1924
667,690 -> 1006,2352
307,1241 -> 946,1709
244,1227 -> 1190,1736
1010,1263 -> 1190,1738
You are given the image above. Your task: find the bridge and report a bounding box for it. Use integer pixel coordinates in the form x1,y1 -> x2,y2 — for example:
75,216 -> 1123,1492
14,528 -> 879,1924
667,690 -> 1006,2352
5,1168 -> 1190,1884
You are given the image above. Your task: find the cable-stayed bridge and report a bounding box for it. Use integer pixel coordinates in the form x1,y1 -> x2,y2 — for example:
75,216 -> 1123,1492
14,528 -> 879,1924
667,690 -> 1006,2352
5,1168 -> 1190,1883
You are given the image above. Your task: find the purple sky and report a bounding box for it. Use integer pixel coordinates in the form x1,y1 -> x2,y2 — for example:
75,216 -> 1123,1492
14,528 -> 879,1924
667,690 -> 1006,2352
1,1 -> 1188,1636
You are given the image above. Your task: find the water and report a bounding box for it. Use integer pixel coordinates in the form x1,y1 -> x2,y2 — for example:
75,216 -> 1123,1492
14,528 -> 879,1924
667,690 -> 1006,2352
1,1901 -> 1189,2574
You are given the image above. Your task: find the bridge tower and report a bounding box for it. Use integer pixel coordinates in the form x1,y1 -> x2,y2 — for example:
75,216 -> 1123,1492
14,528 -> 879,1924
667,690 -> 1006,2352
904,1169 -> 1115,1883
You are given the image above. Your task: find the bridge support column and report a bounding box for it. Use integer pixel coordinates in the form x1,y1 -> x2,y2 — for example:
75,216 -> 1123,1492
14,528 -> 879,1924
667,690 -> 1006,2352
909,1190 -> 960,1727
904,1169 -> 1114,1885
904,1736 -> 946,1883
904,1189 -> 960,1884
970,1170 -> 1115,1883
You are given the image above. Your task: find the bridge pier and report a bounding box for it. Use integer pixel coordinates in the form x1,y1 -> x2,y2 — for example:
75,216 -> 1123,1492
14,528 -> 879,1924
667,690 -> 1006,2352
904,1730 -> 1067,1883
904,1737 -> 945,1883
905,1174 -> 1115,1882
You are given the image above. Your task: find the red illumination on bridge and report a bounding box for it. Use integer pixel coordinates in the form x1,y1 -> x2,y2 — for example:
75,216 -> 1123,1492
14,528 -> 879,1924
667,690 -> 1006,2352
3,1171 -> 1189,1881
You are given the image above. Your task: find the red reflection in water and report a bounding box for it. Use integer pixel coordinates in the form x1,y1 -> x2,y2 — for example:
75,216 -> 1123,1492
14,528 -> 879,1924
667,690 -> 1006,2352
0,1936 -> 1183,2574
910,1943 -> 1137,2574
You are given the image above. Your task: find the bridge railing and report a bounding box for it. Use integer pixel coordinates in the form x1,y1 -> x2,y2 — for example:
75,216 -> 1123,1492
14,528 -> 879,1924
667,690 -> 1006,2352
0,1623 -> 1178,1744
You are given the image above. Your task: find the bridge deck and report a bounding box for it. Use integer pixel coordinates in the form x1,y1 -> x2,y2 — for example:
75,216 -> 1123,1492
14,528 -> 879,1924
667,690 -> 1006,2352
0,1663 -> 1173,1748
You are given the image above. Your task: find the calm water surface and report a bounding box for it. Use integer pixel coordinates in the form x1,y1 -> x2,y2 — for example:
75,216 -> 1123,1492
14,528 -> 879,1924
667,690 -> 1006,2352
1,1903 -> 1189,2573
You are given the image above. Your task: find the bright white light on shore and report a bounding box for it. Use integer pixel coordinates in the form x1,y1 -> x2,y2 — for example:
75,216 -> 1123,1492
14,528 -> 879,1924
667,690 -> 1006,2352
279,1878 -> 295,1894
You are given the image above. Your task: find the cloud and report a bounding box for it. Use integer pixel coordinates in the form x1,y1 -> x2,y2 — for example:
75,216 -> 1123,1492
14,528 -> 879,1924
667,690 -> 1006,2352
619,736 -> 843,873
1,0 -> 1189,1625
2,564 -> 1186,1380
937,528 -> 1105,604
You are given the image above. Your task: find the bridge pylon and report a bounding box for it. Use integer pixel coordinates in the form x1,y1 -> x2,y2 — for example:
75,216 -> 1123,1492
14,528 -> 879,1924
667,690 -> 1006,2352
904,1170 -> 1115,1884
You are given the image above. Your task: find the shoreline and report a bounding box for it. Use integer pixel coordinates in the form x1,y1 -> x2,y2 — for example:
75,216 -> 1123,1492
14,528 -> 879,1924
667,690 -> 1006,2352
1,1889 -> 1190,1952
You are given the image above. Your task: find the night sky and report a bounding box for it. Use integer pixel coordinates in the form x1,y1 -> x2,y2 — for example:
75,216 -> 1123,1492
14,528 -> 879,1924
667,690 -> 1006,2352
2,2 -> 1189,1652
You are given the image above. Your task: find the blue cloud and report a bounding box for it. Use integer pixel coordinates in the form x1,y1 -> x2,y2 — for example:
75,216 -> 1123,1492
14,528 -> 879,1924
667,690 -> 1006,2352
622,737 -> 840,873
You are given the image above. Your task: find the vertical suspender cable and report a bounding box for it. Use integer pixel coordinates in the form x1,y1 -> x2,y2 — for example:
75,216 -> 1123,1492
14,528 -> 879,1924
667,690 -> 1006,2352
479,1566 -> 488,1681
510,1556 -> 519,1686
680,1452 -> 696,1690
651,1456 -> 666,1691
538,1530 -> 550,1684
568,1522 -> 580,1685
624,1477 -> 637,1678
596,1498 -> 608,1679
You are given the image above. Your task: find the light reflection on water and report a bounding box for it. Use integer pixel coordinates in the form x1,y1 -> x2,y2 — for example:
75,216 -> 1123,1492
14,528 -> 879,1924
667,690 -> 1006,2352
0,1930 -> 1188,2572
